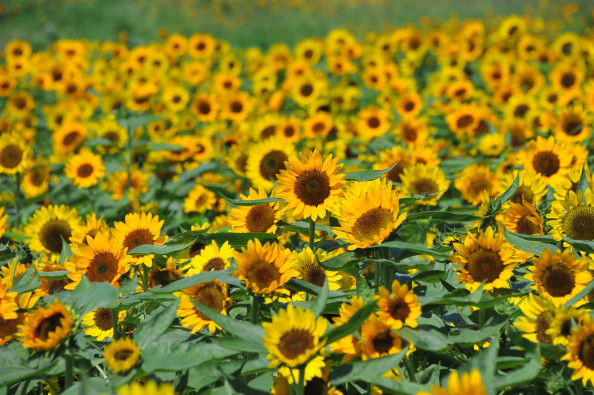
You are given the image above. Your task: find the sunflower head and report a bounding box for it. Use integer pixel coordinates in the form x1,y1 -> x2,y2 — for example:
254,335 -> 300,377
561,316 -> 594,386
24,205 -> 82,261
375,279 -> 422,330
112,212 -> 167,267
104,337 -> 141,373
229,187 -> 281,234
18,300 -> 74,350
548,187 -> 594,242
177,280 -> 229,334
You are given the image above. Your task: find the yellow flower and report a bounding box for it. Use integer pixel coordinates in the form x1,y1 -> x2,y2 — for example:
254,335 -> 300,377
246,137 -> 296,191
497,200 -> 543,236
360,314 -> 403,360
417,369 -> 487,395
112,212 -> 167,267
82,308 -> 126,342
375,279 -> 422,330
64,149 -> 106,188
399,163 -> 450,206
18,300 -> 74,350
293,247 -> 343,290
0,206 -> 7,240
276,150 -> 346,221
454,164 -> 499,206
561,316 -> 594,386
548,188 -> 594,242
183,184 -> 217,214
0,133 -> 31,175
104,337 -> 140,373
513,293 -> 556,344
229,187 -> 281,234
24,205 -> 82,261
176,280 -> 229,334
118,381 -> 175,395
546,306 -> 590,346
186,240 -> 234,275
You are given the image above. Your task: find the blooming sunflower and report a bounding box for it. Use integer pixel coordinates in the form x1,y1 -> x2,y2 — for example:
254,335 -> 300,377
18,300 -> 74,350
52,121 -> 87,153
360,314 -> 403,360
66,231 -> 133,289
186,240 -> 233,275
70,213 -> 110,246
548,188 -> 594,242
546,307 -> 590,346
513,292 -> 556,344
498,169 -> 547,206
246,137 -> 296,191
553,105 -> 591,143
498,200 -> 543,236
454,164 -> 500,206
24,205 -> 82,260
417,369 -> 487,395
64,149 -> 106,188
117,381 -> 175,395
519,136 -> 573,186
35,261 -> 74,297
0,206 -> 7,240
112,212 -> 167,267
375,279 -> 422,330
334,178 -> 406,250
183,184 -> 217,214
263,304 -> 327,374
276,150 -> 345,221
21,165 -> 51,198
229,187 -> 281,234
176,280 -> 229,334
525,248 -> 592,307
104,337 -> 141,373
233,239 -> 298,295
329,296 -> 366,362
104,168 -> 150,201
82,308 -> 126,341
561,317 -> 594,386
0,133 -> 31,175
451,227 -> 521,292
399,163 -> 450,206
0,287 -> 37,346
293,247 -> 343,290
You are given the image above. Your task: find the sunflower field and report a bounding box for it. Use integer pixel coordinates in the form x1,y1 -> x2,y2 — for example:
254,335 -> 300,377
2,1 -> 594,394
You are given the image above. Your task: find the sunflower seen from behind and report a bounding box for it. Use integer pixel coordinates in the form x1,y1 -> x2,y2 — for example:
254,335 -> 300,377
334,178 -> 406,250
18,300 -> 74,351
24,205 -> 81,261
104,337 -> 140,373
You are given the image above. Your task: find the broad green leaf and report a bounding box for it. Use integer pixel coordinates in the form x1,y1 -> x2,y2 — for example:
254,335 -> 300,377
577,163 -> 590,193
38,270 -> 69,279
494,347 -> 542,390
419,287 -> 529,308
410,269 -> 446,283
396,327 -> 450,352
361,375 -> 425,395
192,301 -> 265,345
2,231 -> 26,242
371,241 -> 450,260
448,314 -> 507,346
143,342 -> 240,373
325,300 -> 377,344
330,349 -> 407,385
503,229 -> 556,255
169,162 -> 222,191
494,174 -> 519,208
119,113 -> 161,129
10,266 -> 41,294
310,278 -> 329,317
319,251 -> 362,270
221,196 -> 281,206
280,221 -> 332,234
151,270 -> 230,293
128,241 -> 194,256
134,299 -> 180,348
565,278 -> 594,307
461,333 -> 499,393
563,236 -> 594,255
150,143 -> 183,151
345,163 -> 396,182
50,277 -> 119,315
61,375 -> 110,395
0,365 -> 49,386
59,235 -> 73,264
406,211 -> 480,222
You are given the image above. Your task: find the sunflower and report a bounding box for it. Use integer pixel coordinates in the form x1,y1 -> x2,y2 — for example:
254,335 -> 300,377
161,85 -> 189,112
498,169 -> 547,207
0,206 -> 7,240
21,165 -> 51,198
188,33 -> 215,59
52,121 -> 87,153
176,280 -> 229,334
553,105 -> 591,143
276,150 -> 346,221
64,149 -> 105,188
66,231 -> 133,289
246,137 -> 296,191
183,184 -> 217,214
498,201 -> 543,236
118,381 -> 175,395
263,304 -> 327,373
293,247 -> 343,290
519,136 -> 574,186
0,279 -> 19,321
360,314 -> 403,360
561,317 -> 594,386
190,93 -> 218,122
104,337 -> 141,373
546,307 -> 590,346
221,91 -> 252,122
140,257 -> 184,289
233,239 -> 298,295
0,287 -> 37,346
525,248 -> 592,307
334,178 -> 406,250
7,92 -> 35,119
451,227 -> 521,292
417,369 -> 487,395
513,293 -> 556,344
454,164 -> 499,205
18,300 -> 74,350
394,117 -> 430,146
24,205 -> 82,260
291,75 -> 326,107
374,146 -> 411,184
357,106 -> 391,141
399,163 -> 450,206
186,240 -> 234,275
35,261 -> 74,297
82,308 -> 126,341
548,188 -> 594,242
112,212 -> 167,267
0,134 -> 31,175
70,213 -> 110,246
229,188 -> 281,234
375,279 -> 422,330
303,112 -> 333,139
104,168 -> 150,201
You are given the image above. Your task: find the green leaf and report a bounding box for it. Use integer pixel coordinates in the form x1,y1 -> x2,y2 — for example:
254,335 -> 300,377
577,163 -> 591,193
134,299 -> 180,348
319,251 -> 362,270
143,342 -> 240,373
344,163 -> 396,182
38,270 -> 69,279
494,346 -> 542,390
0,365 -> 49,386
371,240 -> 450,260
359,375 -> 425,395
503,229 -> 556,255
128,241 -> 194,256
461,333 -> 499,393
59,235 -> 73,264
151,270 -> 230,293
396,327 -> 450,352
565,277 -> 594,307
494,173 -> 519,207
192,301 -> 265,346
119,113 -> 161,129
562,236 -> 594,255
61,375 -> 110,395
2,231 -> 26,242
10,266 -> 41,294
50,276 -> 119,316
325,300 -> 377,344
169,162 -> 222,191
330,349 -> 407,385
410,269 -> 446,283
221,196 -> 281,206
405,211 -> 480,222
310,278 -> 329,317
150,143 -> 183,151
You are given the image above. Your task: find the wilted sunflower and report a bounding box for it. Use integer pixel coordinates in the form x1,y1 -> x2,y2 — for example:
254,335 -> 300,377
451,227 -> 521,292
24,205 -> 81,260
0,133 -> 30,175
561,317 -> 594,386
64,149 -> 106,188
375,279 -> 422,330
418,369 -> 487,395
104,337 -> 140,373
293,247 -> 343,290
229,187 -> 281,234
176,280 -> 229,334
112,212 -> 167,267
334,178 -> 406,250
117,381 -> 175,395
513,293 -> 556,344
18,300 -> 74,350
186,240 -> 234,275
246,137 -> 295,191
82,308 -> 126,341
276,150 -> 346,221
263,304 -> 327,376
498,201 -> 543,236
233,239 -> 298,295
525,248 -> 592,307
548,188 -> 594,242
66,231 -> 133,289
399,163 -> 450,205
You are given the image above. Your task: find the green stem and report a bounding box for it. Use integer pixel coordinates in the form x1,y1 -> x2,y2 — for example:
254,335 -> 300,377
381,247 -> 392,289
10,260 -> 18,285
250,295 -> 260,325
374,259 -> 381,294
142,264 -> 150,292
112,308 -> 120,340
479,307 -> 486,329
296,364 -> 306,395
403,357 -> 417,383
14,172 -> 21,220
309,218 -> 316,252
65,349 -> 74,389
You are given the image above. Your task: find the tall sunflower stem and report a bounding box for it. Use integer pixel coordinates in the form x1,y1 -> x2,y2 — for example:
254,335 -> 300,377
295,364 -> 306,395
250,295 -> 260,325
403,357 -> 417,383
374,260 -> 382,294
381,247 -> 392,289
142,264 -> 149,292
112,308 -> 120,340
64,348 -> 74,389
309,218 -> 316,252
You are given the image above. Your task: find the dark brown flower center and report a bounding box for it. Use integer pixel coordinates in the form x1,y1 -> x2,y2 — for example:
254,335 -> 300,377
562,115 -> 583,136
541,263 -> 575,298
456,115 -> 473,129
86,252 -> 119,283
532,151 -> 560,177
0,144 -> 23,169
293,170 -> 331,206
259,151 -> 288,181
300,84 -> 313,97
34,313 -> 64,341
579,335 -> 594,369
40,220 -> 72,253
114,349 -> 133,361
388,300 -> 411,322
465,248 -> 504,283
561,72 -> 576,89
411,178 -> 439,195
535,312 -> 552,344
562,206 -> 594,240
62,131 -> 81,146
386,163 -> 404,183
193,282 -> 225,320
245,205 -> 276,233
367,117 -> 380,128
303,264 -> 326,287
203,257 -> 226,272
94,308 -> 113,331
352,207 -> 393,242
246,261 -> 280,290
278,329 -> 314,359
515,215 -> 540,235
77,164 -> 94,178
510,186 -> 534,204
371,330 -> 394,355
123,229 -> 154,250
